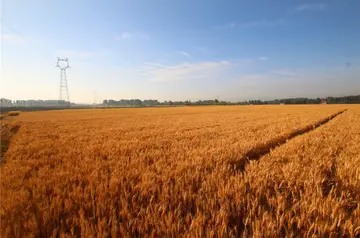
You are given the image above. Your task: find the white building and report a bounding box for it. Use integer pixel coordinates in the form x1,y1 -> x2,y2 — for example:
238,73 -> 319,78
1,99 -> 70,107
0,98 -> 13,107
12,100 -> 68,107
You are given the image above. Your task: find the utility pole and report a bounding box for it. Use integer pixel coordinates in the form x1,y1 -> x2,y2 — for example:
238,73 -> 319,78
56,57 -> 70,106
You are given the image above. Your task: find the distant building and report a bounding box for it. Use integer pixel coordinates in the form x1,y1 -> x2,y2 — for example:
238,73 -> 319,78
0,98 -> 12,107
12,100 -> 69,107
321,99 -> 327,104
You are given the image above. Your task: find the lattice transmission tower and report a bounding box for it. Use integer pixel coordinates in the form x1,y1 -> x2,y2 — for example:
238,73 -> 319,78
56,57 -> 70,105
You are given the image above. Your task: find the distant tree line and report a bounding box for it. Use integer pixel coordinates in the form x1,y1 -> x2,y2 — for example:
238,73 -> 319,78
102,99 -> 233,107
161,99 -> 230,106
243,98 -> 323,105
238,95 -> 360,105
103,95 -> 360,107
325,95 -> 360,104
103,99 -> 160,106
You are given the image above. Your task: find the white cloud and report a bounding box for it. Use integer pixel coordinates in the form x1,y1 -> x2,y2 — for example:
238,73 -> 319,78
179,51 -> 192,57
55,50 -> 95,59
143,61 -> 234,82
271,69 -> 298,77
221,19 -> 284,29
259,57 -> 269,60
241,59 -> 253,63
138,62 -> 166,74
240,19 -> 284,28
225,66 -> 360,101
115,32 -> 148,41
142,62 -> 166,68
295,4 -> 311,12
116,32 -> 132,40
227,22 -> 237,28
195,47 -> 209,53
1,34 -> 24,43
289,3 -> 327,14
220,3 -> 327,31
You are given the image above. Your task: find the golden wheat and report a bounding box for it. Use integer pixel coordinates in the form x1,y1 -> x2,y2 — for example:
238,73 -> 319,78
1,105 -> 358,237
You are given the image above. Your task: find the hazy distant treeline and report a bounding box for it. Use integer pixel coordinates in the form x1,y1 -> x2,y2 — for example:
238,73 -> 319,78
250,95 -> 360,105
325,95 -> 360,104
103,99 -> 160,106
102,99 -> 229,106
103,95 -> 360,107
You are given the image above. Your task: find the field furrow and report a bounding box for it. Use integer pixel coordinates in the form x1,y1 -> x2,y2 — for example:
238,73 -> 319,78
231,109 -> 347,171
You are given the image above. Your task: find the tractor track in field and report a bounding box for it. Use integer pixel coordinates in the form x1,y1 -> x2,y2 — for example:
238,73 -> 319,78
230,109 -> 348,172
0,117 -> 21,164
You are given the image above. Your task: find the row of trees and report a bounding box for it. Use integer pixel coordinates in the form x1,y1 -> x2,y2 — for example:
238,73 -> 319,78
103,99 -> 160,106
244,98 -> 323,105
237,96 -> 360,105
247,95 -> 360,105
103,95 -> 360,107
102,99 -> 232,107
162,99 -> 231,106
326,95 -> 360,104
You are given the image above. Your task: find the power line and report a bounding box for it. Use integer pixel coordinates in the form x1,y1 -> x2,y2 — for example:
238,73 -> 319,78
0,18 -> 27,42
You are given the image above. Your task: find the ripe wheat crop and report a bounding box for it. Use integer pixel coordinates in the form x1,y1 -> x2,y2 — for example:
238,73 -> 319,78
230,105 -> 360,237
1,105 -> 359,237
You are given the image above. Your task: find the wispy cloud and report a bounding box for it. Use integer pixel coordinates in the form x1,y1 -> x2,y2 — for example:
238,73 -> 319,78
220,3 -> 327,31
116,32 -> 132,40
259,56 -> 269,60
226,22 -> 237,28
179,51 -> 192,58
115,32 -> 148,41
142,61 -> 233,82
241,59 -> 253,63
1,34 -> 24,43
289,3 -> 327,14
271,69 -> 298,77
195,47 -> 209,53
55,50 -> 95,58
138,62 -> 166,72
143,62 -> 166,68
221,19 -> 284,29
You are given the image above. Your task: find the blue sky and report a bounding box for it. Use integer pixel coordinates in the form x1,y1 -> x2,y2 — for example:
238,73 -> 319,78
1,0 -> 359,103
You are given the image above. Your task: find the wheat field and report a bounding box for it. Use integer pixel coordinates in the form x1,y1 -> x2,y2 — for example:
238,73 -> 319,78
1,105 -> 359,237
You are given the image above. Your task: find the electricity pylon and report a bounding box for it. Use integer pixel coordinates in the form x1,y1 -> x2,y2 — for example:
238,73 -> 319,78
56,58 -> 70,106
